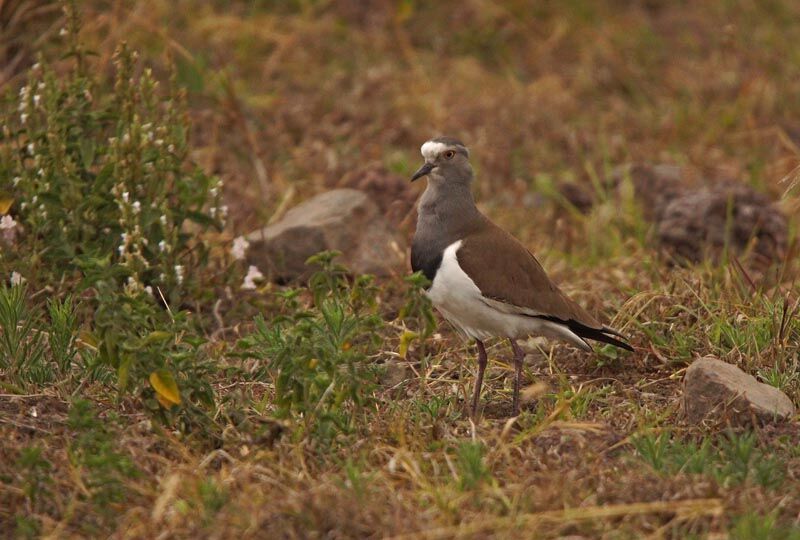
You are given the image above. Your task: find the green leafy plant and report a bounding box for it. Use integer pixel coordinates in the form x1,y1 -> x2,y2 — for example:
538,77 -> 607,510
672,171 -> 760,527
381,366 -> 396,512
633,430 -> 784,489
456,442 -> 490,490
243,252 -> 383,442
730,511 -> 800,540
0,4 -> 224,422
67,399 -> 139,524
0,284 -> 47,388
15,445 -> 53,522
47,294 -> 78,376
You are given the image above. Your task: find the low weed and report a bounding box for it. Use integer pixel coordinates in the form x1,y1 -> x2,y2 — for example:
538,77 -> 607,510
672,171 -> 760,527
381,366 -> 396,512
67,399 -> 139,528
14,445 -> 53,528
0,284 -> 46,388
241,252 -> 383,444
632,430 -> 784,489
730,511 -> 800,540
455,442 -> 490,490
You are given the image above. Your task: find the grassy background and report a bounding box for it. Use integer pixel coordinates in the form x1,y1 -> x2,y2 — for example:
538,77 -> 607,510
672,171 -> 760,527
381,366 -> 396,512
2,1 -> 800,538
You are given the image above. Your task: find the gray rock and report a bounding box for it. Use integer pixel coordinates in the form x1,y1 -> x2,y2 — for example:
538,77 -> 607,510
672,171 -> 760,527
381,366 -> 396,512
245,189 -> 404,282
380,359 -> 409,389
605,164 -> 788,269
682,357 -> 795,425
657,182 -> 787,269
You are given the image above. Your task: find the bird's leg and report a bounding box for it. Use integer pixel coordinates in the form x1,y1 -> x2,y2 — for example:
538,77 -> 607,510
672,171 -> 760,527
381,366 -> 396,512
471,340 -> 488,418
509,339 -> 526,416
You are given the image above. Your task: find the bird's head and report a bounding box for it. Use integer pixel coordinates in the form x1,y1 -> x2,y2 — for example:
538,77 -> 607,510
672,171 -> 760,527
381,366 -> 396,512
411,137 -> 472,185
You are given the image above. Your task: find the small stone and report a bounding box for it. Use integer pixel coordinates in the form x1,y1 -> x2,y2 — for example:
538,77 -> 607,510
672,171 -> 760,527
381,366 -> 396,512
682,357 -> 795,426
381,359 -> 409,389
245,189 -> 404,282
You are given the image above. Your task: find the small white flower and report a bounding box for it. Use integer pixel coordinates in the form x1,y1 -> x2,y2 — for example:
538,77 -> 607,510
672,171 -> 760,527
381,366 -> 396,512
12,176 -> 21,186
167,144 -> 175,153
19,85 -> 27,97
210,187 -> 218,197
27,143 -> 35,154
231,236 -> 249,260
122,133 -> 130,144
159,214 -> 167,226
174,265 -> 184,284
154,139 -> 164,147
132,201 -> 141,213
59,27 -> 68,36
122,191 -> 129,203
32,62 -> 40,71
209,207 -> 217,218
158,240 -> 167,252
10,271 -> 25,285
0,215 -> 17,230
37,168 -> 44,176
144,285 -> 153,296
33,94 -> 41,107
20,113 -> 27,124
241,265 -> 264,290
121,232 -> 129,243
219,205 -> 229,218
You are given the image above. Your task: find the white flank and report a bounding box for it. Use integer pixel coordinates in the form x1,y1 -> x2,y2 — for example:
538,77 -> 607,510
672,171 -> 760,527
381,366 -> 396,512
427,241 -> 591,350
421,141 -> 448,161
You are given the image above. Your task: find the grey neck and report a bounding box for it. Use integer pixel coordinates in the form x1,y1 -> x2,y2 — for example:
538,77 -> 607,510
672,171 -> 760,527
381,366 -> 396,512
416,178 -> 484,244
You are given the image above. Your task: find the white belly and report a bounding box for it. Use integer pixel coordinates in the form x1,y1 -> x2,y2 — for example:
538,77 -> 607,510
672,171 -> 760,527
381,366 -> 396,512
426,241 -> 565,342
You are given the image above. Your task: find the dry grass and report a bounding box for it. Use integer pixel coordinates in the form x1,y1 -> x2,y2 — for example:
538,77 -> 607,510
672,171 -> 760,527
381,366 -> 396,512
2,1 -> 800,538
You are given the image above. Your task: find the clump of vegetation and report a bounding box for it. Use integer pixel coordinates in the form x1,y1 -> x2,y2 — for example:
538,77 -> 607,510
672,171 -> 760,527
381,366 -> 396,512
633,430 -> 784,489
0,4 -> 225,424
242,251 -> 384,443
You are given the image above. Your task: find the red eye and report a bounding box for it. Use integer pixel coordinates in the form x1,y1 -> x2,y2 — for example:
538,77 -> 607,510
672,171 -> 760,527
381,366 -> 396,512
444,150 -> 455,160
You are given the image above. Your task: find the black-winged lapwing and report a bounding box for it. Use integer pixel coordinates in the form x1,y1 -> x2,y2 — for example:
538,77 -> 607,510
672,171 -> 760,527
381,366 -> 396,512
410,136 -> 633,417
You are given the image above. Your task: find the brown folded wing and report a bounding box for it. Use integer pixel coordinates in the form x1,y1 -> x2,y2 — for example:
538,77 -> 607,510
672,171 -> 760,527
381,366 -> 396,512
456,223 -> 604,330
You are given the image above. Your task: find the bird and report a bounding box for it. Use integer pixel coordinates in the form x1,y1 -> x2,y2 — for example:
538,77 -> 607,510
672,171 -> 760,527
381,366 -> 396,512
410,136 -> 633,418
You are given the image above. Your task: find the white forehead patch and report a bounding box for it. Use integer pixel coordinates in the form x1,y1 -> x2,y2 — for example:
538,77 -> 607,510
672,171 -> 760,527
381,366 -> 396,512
421,141 -> 448,161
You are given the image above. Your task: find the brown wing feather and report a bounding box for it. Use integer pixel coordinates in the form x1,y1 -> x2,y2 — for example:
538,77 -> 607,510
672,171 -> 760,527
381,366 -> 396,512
456,223 -> 604,330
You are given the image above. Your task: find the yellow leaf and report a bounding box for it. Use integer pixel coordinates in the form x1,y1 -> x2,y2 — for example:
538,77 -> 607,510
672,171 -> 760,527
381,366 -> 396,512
0,198 -> 12,214
78,330 -> 99,349
398,330 -> 418,359
149,369 -> 181,407
155,393 -> 176,409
